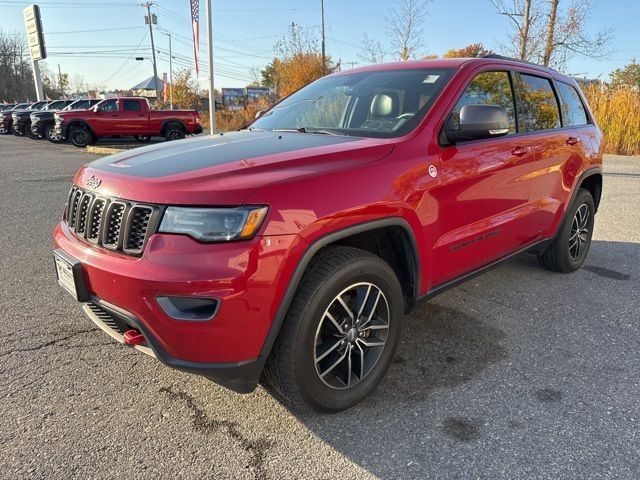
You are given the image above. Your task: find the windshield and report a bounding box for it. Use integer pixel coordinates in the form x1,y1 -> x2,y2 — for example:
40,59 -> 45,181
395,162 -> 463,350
14,103 -> 31,110
47,101 -> 67,110
252,68 -> 455,138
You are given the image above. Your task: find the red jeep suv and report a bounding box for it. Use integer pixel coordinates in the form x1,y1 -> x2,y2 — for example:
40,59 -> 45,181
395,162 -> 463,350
53,56 -> 602,410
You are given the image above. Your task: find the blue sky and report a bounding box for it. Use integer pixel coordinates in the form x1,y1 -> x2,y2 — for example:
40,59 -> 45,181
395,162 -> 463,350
1,0 -> 638,91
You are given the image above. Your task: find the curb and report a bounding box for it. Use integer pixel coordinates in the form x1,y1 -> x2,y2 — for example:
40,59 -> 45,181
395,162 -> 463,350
85,145 -> 133,155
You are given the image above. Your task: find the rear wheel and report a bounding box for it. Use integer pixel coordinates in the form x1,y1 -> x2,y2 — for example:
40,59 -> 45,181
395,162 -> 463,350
164,123 -> 185,142
538,188 -> 595,272
69,126 -> 94,148
262,246 -> 404,411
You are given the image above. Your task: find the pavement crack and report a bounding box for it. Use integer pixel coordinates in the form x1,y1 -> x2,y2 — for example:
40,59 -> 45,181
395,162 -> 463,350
0,327 -> 97,358
160,385 -> 272,479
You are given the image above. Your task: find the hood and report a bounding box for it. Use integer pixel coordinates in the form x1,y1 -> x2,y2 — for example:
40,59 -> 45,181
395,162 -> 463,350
74,130 -> 394,205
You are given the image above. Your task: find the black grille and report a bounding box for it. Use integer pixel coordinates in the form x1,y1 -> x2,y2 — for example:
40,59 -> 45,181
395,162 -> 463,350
65,186 -> 161,256
124,206 -> 154,254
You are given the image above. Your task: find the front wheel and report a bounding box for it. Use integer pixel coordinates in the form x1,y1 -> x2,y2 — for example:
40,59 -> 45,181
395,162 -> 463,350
262,246 -> 404,411
69,126 -> 93,148
45,124 -> 63,143
538,188 -> 595,272
25,122 -> 39,139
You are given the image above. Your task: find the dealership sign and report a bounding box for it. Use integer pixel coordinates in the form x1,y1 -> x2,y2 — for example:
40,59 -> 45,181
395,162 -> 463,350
23,4 -> 46,61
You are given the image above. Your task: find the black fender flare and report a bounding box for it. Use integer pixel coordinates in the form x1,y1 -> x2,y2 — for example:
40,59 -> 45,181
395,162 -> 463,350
256,217 -> 421,363
67,120 -> 95,137
555,166 -> 603,235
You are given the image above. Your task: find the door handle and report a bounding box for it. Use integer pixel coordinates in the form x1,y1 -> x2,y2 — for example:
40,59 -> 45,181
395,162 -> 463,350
511,146 -> 531,156
566,136 -> 581,146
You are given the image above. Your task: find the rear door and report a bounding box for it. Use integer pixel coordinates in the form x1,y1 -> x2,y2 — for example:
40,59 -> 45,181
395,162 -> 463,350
514,72 -> 582,237
431,69 -> 541,285
118,99 -> 149,135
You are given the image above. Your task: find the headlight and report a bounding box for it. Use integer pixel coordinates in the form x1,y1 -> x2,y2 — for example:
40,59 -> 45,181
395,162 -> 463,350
159,206 -> 268,242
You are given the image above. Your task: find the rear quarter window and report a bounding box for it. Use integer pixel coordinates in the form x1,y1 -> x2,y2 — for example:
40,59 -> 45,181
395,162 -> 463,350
556,82 -> 589,126
518,74 -> 561,131
123,100 -> 142,112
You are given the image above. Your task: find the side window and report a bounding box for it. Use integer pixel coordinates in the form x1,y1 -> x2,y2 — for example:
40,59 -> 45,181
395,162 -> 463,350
446,71 -> 517,134
123,100 -> 142,112
518,74 -> 561,131
556,82 -> 589,126
99,100 -> 118,112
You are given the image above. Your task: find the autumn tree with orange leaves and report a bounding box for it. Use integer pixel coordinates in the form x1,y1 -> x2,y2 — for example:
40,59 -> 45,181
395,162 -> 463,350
261,23 -> 336,99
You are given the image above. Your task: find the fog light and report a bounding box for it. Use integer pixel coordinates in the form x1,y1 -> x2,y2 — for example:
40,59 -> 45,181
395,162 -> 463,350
156,296 -> 220,321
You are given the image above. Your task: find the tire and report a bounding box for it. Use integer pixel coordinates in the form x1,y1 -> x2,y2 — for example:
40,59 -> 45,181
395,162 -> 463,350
25,122 -> 39,139
262,246 -> 404,411
134,135 -> 151,142
45,124 -> 62,143
164,123 -> 185,142
12,124 -> 25,137
538,188 -> 595,273
69,126 -> 92,148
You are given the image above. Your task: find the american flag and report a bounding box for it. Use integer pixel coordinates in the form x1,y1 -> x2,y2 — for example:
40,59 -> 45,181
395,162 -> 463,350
190,0 -> 200,74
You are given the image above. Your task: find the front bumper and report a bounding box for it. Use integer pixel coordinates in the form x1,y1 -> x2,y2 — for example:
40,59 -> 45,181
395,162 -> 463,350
0,117 -> 11,134
53,121 -> 68,139
12,119 -> 27,134
31,121 -> 43,137
53,221 -> 303,392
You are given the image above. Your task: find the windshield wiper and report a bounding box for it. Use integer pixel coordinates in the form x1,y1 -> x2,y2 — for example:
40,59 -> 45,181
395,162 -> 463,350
273,127 -> 345,136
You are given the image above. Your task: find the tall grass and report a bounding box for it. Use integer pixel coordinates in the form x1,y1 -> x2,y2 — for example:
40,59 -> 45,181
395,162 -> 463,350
582,84 -> 640,156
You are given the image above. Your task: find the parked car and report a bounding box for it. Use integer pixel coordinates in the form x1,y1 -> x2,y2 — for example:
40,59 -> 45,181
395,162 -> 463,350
31,99 -> 91,141
53,56 -> 602,410
53,97 -> 203,147
0,103 -> 33,134
12,100 -> 62,137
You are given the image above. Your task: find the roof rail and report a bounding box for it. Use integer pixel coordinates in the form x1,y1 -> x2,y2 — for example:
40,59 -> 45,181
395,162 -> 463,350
481,54 -> 547,68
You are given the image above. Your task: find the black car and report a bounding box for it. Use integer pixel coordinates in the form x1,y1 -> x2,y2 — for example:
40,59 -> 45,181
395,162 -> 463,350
38,98 -> 100,142
0,103 -> 33,134
11,101 -> 50,136
29,100 -> 75,140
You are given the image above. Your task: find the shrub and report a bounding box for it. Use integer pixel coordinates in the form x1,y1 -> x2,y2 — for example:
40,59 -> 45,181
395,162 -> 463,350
582,83 -> 640,155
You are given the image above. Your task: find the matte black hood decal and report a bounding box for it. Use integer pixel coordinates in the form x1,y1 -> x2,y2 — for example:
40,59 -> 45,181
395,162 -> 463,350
89,130 -> 360,178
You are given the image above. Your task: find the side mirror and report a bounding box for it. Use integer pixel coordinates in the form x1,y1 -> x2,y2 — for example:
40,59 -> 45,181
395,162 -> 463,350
445,104 -> 509,144
254,110 -> 266,120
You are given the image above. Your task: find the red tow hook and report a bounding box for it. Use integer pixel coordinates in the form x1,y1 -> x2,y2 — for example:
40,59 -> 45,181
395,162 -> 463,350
123,329 -> 145,346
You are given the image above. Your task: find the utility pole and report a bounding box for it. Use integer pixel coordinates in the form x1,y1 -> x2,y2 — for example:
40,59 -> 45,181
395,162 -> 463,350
58,64 -> 63,97
144,2 -> 160,100
320,0 -> 326,75
161,31 -> 173,109
205,0 -> 216,133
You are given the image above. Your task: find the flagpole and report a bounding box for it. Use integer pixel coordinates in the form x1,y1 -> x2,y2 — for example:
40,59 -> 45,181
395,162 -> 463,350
205,0 -> 216,134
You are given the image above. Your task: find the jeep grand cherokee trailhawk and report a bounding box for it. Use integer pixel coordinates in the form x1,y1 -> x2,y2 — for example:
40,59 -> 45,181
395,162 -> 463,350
53,56 -> 602,410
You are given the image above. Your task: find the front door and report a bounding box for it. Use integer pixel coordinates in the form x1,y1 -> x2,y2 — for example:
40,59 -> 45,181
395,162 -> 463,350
430,70 -> 540,286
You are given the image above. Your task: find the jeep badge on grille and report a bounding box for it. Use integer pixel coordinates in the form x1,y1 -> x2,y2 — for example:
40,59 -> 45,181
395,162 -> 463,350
86,175 -> 101,190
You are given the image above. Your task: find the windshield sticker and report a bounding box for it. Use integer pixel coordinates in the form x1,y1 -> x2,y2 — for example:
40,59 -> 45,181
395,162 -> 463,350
423,75 -> 440,83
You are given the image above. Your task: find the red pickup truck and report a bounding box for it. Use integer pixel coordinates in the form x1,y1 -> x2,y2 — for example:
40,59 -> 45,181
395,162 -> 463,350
54,97 -> 202,147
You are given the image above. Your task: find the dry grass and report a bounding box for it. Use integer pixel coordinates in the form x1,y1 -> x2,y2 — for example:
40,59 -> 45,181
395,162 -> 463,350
582,84 -> 640,156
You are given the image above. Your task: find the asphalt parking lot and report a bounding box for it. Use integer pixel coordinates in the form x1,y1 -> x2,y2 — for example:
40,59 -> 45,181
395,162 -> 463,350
1,135 -> 638,479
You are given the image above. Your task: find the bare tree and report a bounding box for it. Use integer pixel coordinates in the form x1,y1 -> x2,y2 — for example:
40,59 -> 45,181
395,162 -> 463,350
540,0 -> 612,68
386,0 -> 431,61
358,34 -> 385,64
490,0 -> 543,60
492,0 -> 611,69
